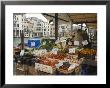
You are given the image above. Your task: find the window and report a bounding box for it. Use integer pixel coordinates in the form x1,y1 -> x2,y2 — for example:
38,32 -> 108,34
13,30 -> 15,36
14,21 -> 16,24
44,29 -> 46,31
35,33 -> 37,36
38,29 -> 41,31
14,23 -> 16,27
17,24 -> 19,27
20,30 -> 21,35
37,24 -> 41,26
39,33 -> 43,37
16,30 -> 19,36
14,17 -> 16,20
61,26 -> 65,29
36,27 -> 41,31
14,16 -> 16,20
24,29 -> 26,32
36,28 -> 41,31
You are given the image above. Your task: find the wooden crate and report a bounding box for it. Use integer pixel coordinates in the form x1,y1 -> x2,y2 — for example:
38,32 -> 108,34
28,66 -> 38,75
16,68 -> 26,75
74,66 -> 81,75
16,63 -> 29,75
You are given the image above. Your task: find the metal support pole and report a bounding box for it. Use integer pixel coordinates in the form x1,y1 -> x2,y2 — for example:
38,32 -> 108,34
21,32 -> 24,50
81,23 -> 83,30
71,21 -> 73,32
55,13 -> 58,40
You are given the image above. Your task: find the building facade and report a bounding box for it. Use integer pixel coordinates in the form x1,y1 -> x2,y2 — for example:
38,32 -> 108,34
43,22 -> 50,37
58,24 -> 71,37
50,24 -> 55,37
13,14 -> 55,38
23,18 -> 34,38
13,13 -> 26,37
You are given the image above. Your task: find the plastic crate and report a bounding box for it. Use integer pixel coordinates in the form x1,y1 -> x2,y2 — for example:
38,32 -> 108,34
28,39 -> 41,48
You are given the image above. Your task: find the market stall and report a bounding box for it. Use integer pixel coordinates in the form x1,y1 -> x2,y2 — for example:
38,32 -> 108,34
14,13 -> 97,75
14,38 -> 96,75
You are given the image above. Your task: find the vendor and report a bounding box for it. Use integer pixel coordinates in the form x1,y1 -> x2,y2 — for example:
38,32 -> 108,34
74,29 -> 83,47
70,32 -> 75,45
82,29 -> 91,48
66,32 -> 75,47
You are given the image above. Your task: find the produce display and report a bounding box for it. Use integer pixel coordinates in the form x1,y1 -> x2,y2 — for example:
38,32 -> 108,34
47,53 -> 66,60
79,48 -> 96,55
59,62 -> 71,70
13,47 -> 21,55
37,53 -> 68,68
35,63 -> 55,74
78,48 -> 96,59
14,36 -> 97,75
40,39 -> 55,51
39,58 -> 59,68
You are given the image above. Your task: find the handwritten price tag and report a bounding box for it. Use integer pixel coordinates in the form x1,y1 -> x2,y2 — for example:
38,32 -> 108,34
69,48 -> 75,53
74,41 -> 79,46
52,48 -> 58,54
31,42 -> 35,47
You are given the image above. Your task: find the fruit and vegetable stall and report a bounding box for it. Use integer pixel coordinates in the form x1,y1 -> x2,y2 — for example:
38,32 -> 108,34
13,37 -> 97,75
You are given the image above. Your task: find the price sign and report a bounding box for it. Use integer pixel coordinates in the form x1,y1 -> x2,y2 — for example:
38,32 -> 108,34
20,50 -> 24,56
69,48 -> 75,53
52,48 -> 58,54
68,41 -> 72,45
74,41 -> 79,46
82,40 -> 88,45
31,42 -> 35,47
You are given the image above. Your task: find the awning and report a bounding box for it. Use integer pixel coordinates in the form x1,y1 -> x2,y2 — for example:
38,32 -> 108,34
42,13 -> 97,29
